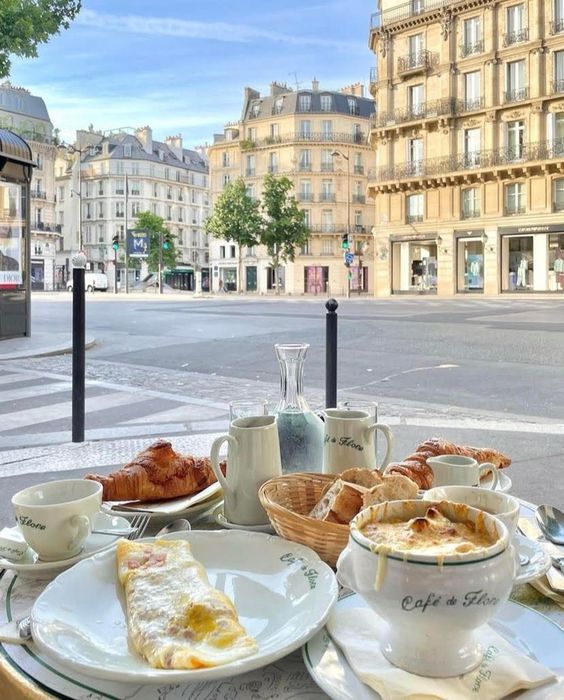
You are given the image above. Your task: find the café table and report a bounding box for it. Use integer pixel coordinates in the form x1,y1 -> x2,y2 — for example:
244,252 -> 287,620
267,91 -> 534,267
0,487 -> 563,700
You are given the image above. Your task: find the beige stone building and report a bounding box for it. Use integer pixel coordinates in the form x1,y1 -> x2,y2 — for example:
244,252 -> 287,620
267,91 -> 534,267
208,81 -> 375,295
369,0 -> 564,295
0,81 -> 58,290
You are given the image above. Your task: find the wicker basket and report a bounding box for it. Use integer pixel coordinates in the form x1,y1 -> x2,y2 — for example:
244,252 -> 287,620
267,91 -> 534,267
258,472 -> 349,567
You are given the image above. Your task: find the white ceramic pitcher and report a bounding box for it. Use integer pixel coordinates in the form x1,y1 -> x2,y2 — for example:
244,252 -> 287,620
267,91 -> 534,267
210,416 -> 282,525
322,409 -> 393,475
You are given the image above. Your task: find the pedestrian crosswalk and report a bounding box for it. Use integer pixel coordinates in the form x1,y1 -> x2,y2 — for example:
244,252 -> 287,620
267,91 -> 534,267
0,367 -> 229,450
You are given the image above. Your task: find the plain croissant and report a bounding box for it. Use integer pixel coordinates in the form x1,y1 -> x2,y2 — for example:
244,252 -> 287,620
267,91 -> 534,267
85,440 -> 218,501
385,438 -> 511,490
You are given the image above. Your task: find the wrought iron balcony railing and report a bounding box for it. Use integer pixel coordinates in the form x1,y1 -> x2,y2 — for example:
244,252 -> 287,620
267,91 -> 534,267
550,18 -> 564,34
503,87 -> 529,104
370,67 -> 378,86
267,165 -> 278,173
554,79 -> 564,94
319,193 -> 336,202
407,214 -> 424,223
367,138 -> 564,183
307,224 -> 347,233
553,200 -> 564,211
298,192 -> 314,202
245,168 -> 255,176
504,204 -> 526,216
240,131 -> 367,149
30,190 -> 47,200
352,194 -> 366,204
460,40 -> 484,58
370,96 -> 486,130
320,163 -> 334,172
462,207 -> 481,219
397,50 -> 433,74
354,165 -> 365,174
502,28 -> 529,47
298,163 -> 312,172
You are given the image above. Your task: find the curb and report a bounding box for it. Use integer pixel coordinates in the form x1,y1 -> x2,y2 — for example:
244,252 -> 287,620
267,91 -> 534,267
0,337 -> 96,361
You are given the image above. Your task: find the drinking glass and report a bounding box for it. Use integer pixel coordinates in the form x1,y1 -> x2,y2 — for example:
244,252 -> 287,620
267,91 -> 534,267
229,399 -> 269,421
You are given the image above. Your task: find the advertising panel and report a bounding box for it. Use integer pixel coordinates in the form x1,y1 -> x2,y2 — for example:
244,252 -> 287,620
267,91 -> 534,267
127,228 -> 149,258
0,183 -> 23,287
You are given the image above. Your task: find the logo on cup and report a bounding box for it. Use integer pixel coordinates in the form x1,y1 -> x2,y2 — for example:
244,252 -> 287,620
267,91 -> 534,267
16,516 -> 46,530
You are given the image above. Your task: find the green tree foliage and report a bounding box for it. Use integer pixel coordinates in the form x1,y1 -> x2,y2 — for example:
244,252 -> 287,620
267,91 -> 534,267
204,177 -> 262,291
0,1 -> 81,77
260,174 -> 309,292
134,212 -> 179,274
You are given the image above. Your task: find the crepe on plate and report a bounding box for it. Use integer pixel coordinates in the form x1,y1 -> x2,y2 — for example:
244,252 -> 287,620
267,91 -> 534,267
116,538 -> 258,669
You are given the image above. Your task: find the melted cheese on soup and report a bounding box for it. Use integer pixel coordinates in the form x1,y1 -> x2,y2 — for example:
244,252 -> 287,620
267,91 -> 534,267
116,538 -> 258,670
360,506 -> 496,557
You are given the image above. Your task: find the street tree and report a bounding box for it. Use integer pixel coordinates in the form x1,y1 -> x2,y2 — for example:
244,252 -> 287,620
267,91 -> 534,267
0,1 -> 81,78
260,174 -> 309,294
134,212 -> 179,275
204,177 -> 262,292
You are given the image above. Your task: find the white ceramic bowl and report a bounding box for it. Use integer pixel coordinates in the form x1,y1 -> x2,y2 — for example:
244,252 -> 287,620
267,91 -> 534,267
337,499 -> 530,678
423,486 -> 520,537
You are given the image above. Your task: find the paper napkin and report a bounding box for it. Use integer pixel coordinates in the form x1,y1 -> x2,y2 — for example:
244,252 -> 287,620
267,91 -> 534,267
109,481 -> 221,514
327,607 -> 557,700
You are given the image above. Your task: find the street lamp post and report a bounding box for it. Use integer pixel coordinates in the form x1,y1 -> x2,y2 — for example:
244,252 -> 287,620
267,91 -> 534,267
332,149 -> 351,298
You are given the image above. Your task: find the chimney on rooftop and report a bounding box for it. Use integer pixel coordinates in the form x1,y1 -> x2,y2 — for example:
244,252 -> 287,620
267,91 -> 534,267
270,81 -> 289,96
135,126 -> 153,154
340,82 -> 364,98
312,77 -> 319,92
165,134 -> 183,160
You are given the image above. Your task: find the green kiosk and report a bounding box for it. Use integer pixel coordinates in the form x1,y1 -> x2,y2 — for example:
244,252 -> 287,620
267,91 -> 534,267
0,129 -> 33,339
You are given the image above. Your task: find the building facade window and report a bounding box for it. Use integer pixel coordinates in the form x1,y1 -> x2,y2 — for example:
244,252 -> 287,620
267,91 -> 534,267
321,209 -> 334,232
299,120 -> 312,138
461,187 -> 481,218
554,179 -> 564,211
457,236 -> 484,292
408,84 -> 424,116
299,180 -> 312,201
246,154 -> 255,176
269,123 -> 279,140
268,152 -> 278,173
322,239 -> 333,255
504,4 -> 527,45
298,94 -> 311,112
321,149 -> 333,171
407,137 -> 423,173
502,235 -> 533,290
504,182 -> 526,215
321,120 -> 333,138
320,94 -> 332,111
321,180 -> 334,202
354,152 -> 363,174
463,128 -> 481,167
392,240 -> 438,293
553,0 -> 564,33
347,97 -> 359,115
505,60 -> 526,102
464,71 -> 481,110
406,193 -> 423,222
462,17 -> 482,56
115,202 -> 124,218
554,51 -> 564,92
299,149 -> 311,171
273,96 -> 284,114
507,120 -> 525,160
222,151 -> 230,167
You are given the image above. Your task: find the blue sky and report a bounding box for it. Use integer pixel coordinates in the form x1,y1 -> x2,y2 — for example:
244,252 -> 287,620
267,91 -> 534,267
9,0 -> 375,148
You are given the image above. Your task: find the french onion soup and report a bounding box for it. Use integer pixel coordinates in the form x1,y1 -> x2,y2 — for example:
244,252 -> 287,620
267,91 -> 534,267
360,503 -> 497,557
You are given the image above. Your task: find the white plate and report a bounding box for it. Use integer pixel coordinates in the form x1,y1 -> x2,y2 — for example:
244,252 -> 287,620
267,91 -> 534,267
303,593 -> 564,700
515,533 -> 553,583
0,512 -> 130,576
418,470 -> 512,497
212,503 -> 275,533
31,530 -> 338,683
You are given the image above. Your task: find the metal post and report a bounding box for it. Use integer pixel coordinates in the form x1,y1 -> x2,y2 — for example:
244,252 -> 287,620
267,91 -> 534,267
325,298 -> 338,408
124,174 -> 129,294
114,247 -> 118,295
71,253 -> 86,442
346,150 -> 351,299
158,230 -> 163,295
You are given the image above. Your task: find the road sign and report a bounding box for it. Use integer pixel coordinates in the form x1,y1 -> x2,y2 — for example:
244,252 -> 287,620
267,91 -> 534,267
344,252 -> 354,266
127,229 -> 150,258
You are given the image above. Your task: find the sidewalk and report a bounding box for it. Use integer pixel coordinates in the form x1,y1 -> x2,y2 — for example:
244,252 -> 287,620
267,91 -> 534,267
0,332 -> 96,361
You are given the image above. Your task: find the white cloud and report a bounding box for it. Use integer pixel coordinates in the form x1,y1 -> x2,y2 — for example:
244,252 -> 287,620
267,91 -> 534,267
75,8 -> 365,53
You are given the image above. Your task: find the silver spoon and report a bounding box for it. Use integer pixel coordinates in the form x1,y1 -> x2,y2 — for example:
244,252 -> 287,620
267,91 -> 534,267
155,519 -> 192,537
536,505 -> 564,545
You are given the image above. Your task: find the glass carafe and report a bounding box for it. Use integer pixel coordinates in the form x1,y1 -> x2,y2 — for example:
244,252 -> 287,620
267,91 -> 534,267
274,343 -> 324,473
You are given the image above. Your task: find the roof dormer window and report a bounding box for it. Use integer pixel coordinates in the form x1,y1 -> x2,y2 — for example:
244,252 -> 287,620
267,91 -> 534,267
320,94 -> 333,112
123,144 -> 132,157
273,96 -> 284,114
298,93 -> 311,112
347,97 -> 359,115
158,149 -> 165,161
250,101 -> 261,118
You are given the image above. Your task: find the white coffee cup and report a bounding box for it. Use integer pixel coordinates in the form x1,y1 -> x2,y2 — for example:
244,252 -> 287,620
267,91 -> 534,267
426,454 -> 499,489
210,415 -> 282,525
322,409 -> 393,475
12,479 -> 103,561
423,486 -> 520,537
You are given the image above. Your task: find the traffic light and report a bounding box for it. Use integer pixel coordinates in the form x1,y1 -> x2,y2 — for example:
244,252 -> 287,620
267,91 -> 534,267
162,231 -> 173,250
112,234 -> 119,251
341,234 -> 349,250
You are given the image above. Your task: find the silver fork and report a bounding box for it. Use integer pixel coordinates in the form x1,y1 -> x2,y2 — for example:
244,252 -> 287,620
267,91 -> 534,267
127,513 -> 151,540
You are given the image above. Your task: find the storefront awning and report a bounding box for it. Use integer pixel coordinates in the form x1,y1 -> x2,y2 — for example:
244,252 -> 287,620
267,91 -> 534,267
0,129 -> 35,183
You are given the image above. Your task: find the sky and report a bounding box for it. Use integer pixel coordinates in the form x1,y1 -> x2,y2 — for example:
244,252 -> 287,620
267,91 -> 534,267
8,0 -> 376,149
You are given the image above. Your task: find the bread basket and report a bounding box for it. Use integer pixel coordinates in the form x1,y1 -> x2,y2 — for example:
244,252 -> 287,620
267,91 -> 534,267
258,472 -> 348,567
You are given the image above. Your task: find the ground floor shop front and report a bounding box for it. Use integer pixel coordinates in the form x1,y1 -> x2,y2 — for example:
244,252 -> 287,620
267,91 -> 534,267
375,224 -> 564,296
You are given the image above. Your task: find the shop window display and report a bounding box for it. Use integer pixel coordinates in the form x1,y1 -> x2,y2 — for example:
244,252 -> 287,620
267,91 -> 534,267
392,241 -> 437,293
457,238 -> 484,292
504,236 -> 533,291
549,235 -> 564,291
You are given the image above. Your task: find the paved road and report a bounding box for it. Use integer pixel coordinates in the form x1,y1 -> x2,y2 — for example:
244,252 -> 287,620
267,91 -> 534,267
0,293 -> 563,506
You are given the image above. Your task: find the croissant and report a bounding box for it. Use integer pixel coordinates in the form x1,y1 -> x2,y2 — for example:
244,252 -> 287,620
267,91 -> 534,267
385,457 -> 433,490
416,438 -> 511,469
85,440 -> 218,502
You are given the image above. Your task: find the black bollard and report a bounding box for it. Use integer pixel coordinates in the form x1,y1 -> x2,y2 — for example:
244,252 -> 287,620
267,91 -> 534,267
325,298 -> 338,408
72,263 -> 85,442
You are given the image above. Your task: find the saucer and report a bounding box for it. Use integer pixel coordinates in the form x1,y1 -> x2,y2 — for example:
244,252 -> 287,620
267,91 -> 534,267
418,470 -> 512,497
514,532 -> 552,582
0,511 -> 130,577
212,503 -> 275,533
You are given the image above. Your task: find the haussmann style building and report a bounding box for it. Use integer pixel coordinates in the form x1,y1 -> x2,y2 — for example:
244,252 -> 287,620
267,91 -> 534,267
55,127 -> 210,291
368,0 -> 564,295
208,80 -> 375,295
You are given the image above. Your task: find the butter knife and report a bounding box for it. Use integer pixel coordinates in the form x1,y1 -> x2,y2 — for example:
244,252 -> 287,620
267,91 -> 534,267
518,518 -> 564,593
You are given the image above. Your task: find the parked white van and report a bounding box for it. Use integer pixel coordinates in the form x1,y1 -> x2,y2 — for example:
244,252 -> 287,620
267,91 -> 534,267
66,273 -> 108,292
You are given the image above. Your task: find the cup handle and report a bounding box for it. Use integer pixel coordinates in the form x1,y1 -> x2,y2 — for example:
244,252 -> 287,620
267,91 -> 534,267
511,543 -> 532,585
68,514 -> 91,552
336,545 -> 356,591
210,434 -> 236,492
479,462 -> 499,490
367,423 -> 394,470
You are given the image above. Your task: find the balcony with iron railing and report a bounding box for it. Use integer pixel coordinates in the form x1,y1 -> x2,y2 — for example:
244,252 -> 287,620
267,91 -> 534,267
502,28 -> 529,47
553,199 -> 564,212
397,50 -> 434,76
299,163 -> 312,172
354,165 -> 365,174
268,165 -> 278,173
550,18 -> 564,34
307,224 -> 347,233
406,214 -> 424,223
30,189 -> 47,200
239,131 -> 367,150
462,206 -> 481,219
370,0 -> 462,31
352,194 -> 366,204
504,204 -> 527,216
367,138 -> 564,187
460,40 -> 484,58
245,168 -> 255,176
298,192 -> 314,202
319,192 -> 336,202
369,66 -> 378,91
320,163 -> 334,172
503,87 -> 529,104
370,96 -> 486,131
